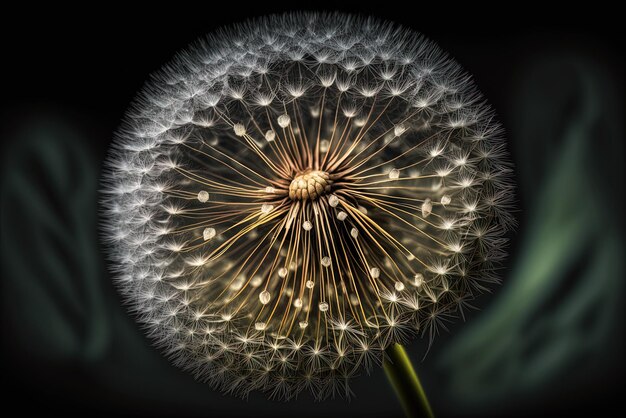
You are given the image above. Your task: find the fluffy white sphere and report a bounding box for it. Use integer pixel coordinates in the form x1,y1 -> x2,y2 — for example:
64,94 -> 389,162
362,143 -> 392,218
101,12 -> 514,400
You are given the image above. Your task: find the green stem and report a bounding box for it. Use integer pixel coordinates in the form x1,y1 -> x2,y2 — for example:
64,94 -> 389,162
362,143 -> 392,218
384,343 -> 434,418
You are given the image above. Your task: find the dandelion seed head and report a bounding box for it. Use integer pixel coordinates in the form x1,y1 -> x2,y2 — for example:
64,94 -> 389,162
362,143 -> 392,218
102,12 -> 514,401
289,170 -> 331,201
259,290 -> 271,305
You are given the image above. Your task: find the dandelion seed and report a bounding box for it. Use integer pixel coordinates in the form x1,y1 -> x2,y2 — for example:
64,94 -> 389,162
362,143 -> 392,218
255,322 -> 267,331
302,221 -> 313,231
441,195 -> 451,205
203,227 -> 216,241
299,321 -> 308,329
265,186 -> 276,193
414,273 -> 424,287
277,114 -> 291,128
388,168 -> 400,179
278,267 -> 288,278
321,256 -> 332,267
351,228 -> 359,238
305,280 -> 315,289
394,124 -> 407,137
251,276 -> 263,287
328,194 -> 339,207
319,302 -> 329,312
261,203 -> 273,214
231,277 -> 245,291
370,267 -> 380,279
259,290 -> 271,305
197,190 -> 209,202
294,298 -> 303,308
233,123 -> 246,136
265,130 -> 276,142
337,211 -> 347,221
421,198 -> 432,217
395,281 -> 405,292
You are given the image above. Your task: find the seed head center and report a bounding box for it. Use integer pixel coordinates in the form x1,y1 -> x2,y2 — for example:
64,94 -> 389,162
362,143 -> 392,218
289,170 -> 332,201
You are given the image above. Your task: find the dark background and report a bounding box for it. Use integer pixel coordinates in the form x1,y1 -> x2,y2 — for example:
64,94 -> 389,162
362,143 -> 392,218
1,5 -> 624,417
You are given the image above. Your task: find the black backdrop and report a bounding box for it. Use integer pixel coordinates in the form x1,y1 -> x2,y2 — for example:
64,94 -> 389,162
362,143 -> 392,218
1,5 -> 624,418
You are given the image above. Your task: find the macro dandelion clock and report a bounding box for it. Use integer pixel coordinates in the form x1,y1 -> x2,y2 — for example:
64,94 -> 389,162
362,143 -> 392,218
101,13 -> 515,403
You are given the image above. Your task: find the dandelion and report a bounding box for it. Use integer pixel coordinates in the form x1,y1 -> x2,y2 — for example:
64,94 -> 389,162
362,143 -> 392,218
101,13 -> 514,402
